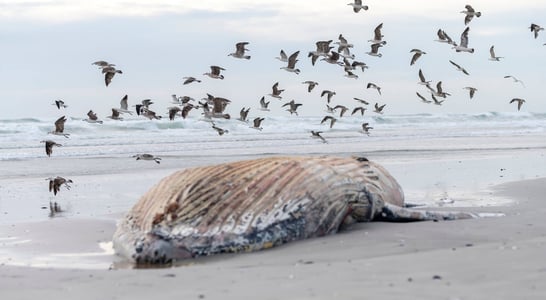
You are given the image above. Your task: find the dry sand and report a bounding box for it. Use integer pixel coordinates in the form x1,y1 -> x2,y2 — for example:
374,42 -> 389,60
1,146 -> 546,299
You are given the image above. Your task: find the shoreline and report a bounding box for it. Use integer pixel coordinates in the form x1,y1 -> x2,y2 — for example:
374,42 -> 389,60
0,176 -> 545,299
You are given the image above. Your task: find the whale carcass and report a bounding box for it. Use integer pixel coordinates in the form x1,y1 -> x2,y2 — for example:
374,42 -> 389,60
113,156 -> 478,264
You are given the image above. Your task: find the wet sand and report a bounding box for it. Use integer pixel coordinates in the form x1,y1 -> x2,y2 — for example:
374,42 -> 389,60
1,141 -> 546,299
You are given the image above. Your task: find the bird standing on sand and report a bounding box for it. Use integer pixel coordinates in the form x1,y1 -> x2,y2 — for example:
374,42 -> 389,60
47,176 -> 73,196
228,42 -> 251,59
510,98 -> 526,111
133,153 -> 162,164
41,140 -> 62,157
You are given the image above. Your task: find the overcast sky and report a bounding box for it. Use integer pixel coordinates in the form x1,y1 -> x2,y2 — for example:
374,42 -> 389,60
1,0 -> 545,119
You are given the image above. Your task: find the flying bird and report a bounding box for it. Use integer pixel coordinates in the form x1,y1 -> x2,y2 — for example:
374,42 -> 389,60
333,105 -> 349,117
204,65 -> 226,79
269,82 -> 285,99
321,90 -> 336,103
133,153 -> 162,164
251,117 -> 265,130
228,42 -> 251,59
510,98 -> 526,111
368,23 -> 386,44
361,123 -> 373,136
353,98 -> 370,105
366,43 -> 383,57
530,23 -> 544,39
449,60 -> 470,75
320,116 -> 337,128
52,99 -> 67,109
366,82 -> 382,95
373,103 -> 386,114
211,123 -> 229,135
238,107 -> 251,122
280,50 -> 300,74
431,94 -> 444,105
108,108 -> 123,120
259,96 -> 270,111
182,76 -> 201,85
351,106 -> 366,116
47,176 -> 73,196
504,75 -> 525,87
416,92 -> 432,104
103,66 -> 122,87
435,29 -> 457,46
453,27 -> 474,53
489,45 -> 503,61
84,110 -> 103,124
347,0 -> 368,13
41,140 -> 62,157
49,116 -> 69,138
460,5 -> 481,25
463,87 -> 478,99
282,100 -> 302,116
302,81 -> 319,92
310,131 -> 327,143
275,49 -> 288,62
418,69 -> 431,86
410,49 -> 426,65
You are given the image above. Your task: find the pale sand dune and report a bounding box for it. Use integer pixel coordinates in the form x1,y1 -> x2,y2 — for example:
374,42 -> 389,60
1,147 -> 545,299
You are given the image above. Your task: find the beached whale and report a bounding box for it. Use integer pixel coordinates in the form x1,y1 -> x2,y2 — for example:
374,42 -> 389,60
113,156 -> 479,264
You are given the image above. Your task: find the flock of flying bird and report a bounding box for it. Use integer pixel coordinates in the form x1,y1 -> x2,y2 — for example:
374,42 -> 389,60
40,3 -> 543,208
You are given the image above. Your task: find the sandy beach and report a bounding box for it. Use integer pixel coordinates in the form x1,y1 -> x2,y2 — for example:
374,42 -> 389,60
1,133 -> 546,300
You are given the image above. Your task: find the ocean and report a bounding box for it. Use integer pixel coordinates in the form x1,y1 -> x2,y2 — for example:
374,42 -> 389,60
1,112 -> 545,161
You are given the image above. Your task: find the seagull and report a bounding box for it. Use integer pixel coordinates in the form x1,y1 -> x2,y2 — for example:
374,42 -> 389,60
325,104 -> 336,114
530,23 -> 544,39
416,92 -> 432,104
320,116 -> 337,128
335,34 -> 354,52
269,82 -> 285,99
366,82 -> 382,95
361,123 -> 373,135
92,61 -> 113,67
210,97 -> 231,119
453,27 -> 474,53
52,99 -> 67,109
49,116 -> 69,138
47,176 -> 73,196
449,60 -> 470,75
41,140 -> 62,157
133,153 -> 162,164
204,65 -> 226,79
347,0 -> 368,13
168,107 -> 182,120
410,49 -> 426,65
84,110 -> 103,124
282,100 -> 302,116
344,70 -> 359,79
117,95 -> 133,114
321,90 -> 336,103
141,108 -> 162,120
368,23 -> 386,44
463,87 -> 478,99
182,76 -> 201,85
302,81 -> 319,92
489,45 -> 503,61
259,96 -> 270,111
310,131 -> 327,143
180,104 -> 194,119
427,81 -> 451,98
321,51 -> 343,65
431,94 -> 444,105
333,105 -> 349,117
339,46 -> 355,60
353,98 -> 370,105
351,106 -> 366,116
366,43 -> 383,57
418,69 -> 431,86
238,107 -> 251,122
374,103 -> 386,114
308,40 -> 333,65
280,50 -> 300,74
103,67 -> 122,87
228,42 -> 251,59
435,29 -> 457,46
275,49 -> 288,62
211,123 -> 229,135
510,98 -> 526,111
461,5 -> 481,25
171,94 -> 194,106
504,75 -> 525,87
251,117 -> 265,130
107,108 -> 123,120
351,61 -> 369,72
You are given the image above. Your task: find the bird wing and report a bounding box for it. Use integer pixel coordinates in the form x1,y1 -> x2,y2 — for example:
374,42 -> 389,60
460,27 -> 470,47
410,52 -> 421,65
54,116 -> 66,132
418,69 -> 426,82
490,45 -> 495,58
287,51 -> 300,68
373,23 -> 383,41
